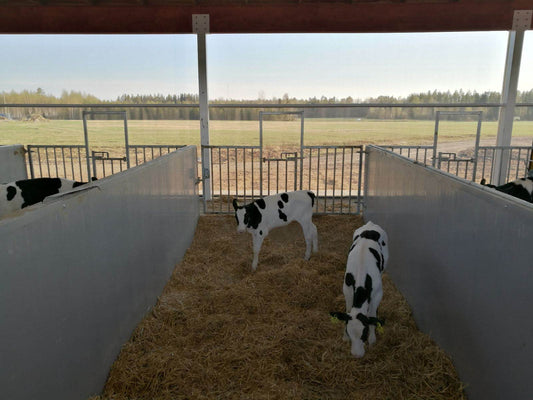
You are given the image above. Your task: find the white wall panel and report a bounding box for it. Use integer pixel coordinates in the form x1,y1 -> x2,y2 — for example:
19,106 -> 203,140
0,144 -> 27,182
364,145 -> 533,400
0,146 -> 199,400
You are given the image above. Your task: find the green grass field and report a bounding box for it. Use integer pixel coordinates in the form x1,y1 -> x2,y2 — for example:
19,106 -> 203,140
1,118 -> 532,149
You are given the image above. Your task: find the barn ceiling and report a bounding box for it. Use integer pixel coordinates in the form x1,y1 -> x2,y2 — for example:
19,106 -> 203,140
0,0 -> 531,34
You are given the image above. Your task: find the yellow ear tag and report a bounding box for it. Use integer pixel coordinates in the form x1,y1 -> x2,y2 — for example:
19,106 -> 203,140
330,315 -> 340,324
376,322 -> 385,335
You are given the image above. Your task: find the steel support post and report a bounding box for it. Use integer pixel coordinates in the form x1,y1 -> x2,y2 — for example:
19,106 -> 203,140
197,33 -> 211,200
492,29 -> 525,185
196,19 -> 212,201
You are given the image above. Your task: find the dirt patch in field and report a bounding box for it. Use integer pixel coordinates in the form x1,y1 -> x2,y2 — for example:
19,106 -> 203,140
94,215 -> 465,400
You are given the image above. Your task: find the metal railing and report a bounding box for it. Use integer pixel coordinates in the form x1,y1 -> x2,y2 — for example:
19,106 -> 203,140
24,142 -> 532,214
27,145 -> 90,182
26,144 -> 187,181
437,145 -> 533,184
202,144 -> 364,214
381,145 -> 434,165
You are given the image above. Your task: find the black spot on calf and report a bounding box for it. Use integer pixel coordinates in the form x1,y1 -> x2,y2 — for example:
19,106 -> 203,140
345,273 -> 355,288
360,230 -> 381,242
280,193 -> 289,203
307,191 -> 315,206
365,274 -> 373,296
356,313 -> 370,341
354,286 -> 368,308
16,178 -> 63,209
256,198 -> 266,209
278,209 -> 288,222
368,247 -> 383,272
7,186 -> 17,201
278,200 -> 284,209
244,203 -> 262,229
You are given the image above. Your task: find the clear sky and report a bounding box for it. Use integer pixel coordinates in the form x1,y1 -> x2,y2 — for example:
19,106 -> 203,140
1,31 -> 532,101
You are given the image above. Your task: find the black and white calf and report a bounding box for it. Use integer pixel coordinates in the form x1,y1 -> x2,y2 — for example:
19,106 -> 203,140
330,221 -> 389,358
1,177 -> 90,219
480,176 -> 533,203
232,190 -> 318,271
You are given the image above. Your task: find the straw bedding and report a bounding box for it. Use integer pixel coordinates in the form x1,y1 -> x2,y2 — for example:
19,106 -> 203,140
97,215 -> 466,400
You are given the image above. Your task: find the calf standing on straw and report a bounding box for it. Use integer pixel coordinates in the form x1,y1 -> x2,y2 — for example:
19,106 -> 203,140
330,221 -> 389,358
232,191 -> 318,271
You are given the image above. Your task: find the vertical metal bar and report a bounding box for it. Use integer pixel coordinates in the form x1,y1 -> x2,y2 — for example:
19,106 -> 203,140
53,147 -> 59,177
218,147 -> 222,213
243,148 -> 247,203
37,148 -> 43,178
316,148 -> 321,211
77,148 -> 83,181
267,160 -> 271,195
340,147 -> 345,214
276,160 -> 280,193
489,149 -> 496,184
251,148 -> 255,200
285,159 -> 288,192
235,147 -> 238,201
516,149 -> 522,179
324,148 -> 329,213
471,112 -> 482,182
134,147 -> 139,166
210,147 -> 214,213
226,147 -> 230,211
45,147 -> 52,177
27,146 -> 35,179
481,148 -> 488,181
61,147 -> 67,179
197,32 -> 212,200
123,112 -> 130,169
348,147 -> 354,214
69,147 -> 75,180
300,111 -> 304,190
357,146 -> 363,215
82,111 -> 92,180
293,157 -> 297,192
259,112 -> 264,197
506,149 -> 513,181
433,111 -> 440,167
332,147 -> 337,213
308,148 -> 312,191
92,152 -> 97,180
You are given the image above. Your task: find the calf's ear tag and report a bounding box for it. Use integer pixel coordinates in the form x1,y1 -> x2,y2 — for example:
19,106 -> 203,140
376,322 -> 384,335
330,315 -> 340,324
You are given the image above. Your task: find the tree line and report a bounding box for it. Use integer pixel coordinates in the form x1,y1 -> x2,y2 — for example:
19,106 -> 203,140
2,88 -> 533,121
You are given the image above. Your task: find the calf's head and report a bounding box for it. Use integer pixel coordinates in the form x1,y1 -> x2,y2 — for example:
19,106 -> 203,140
330,310 -> 383,358
232,199 -> 247,233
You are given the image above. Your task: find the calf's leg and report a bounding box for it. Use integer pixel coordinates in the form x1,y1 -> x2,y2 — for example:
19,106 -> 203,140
367,290 -> 383,345
300,220 -> 318,260
251,231 -> 265,271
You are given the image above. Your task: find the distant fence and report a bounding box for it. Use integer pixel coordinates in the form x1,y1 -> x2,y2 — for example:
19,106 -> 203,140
27,144 -> 186,181
436,145 -> 532,183
24,142 -> 532,213
202,144 -> 364,214
384,144 -> 532,184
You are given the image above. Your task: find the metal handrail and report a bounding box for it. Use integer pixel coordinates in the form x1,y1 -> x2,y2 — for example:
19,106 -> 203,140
4,102 -> 533,108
